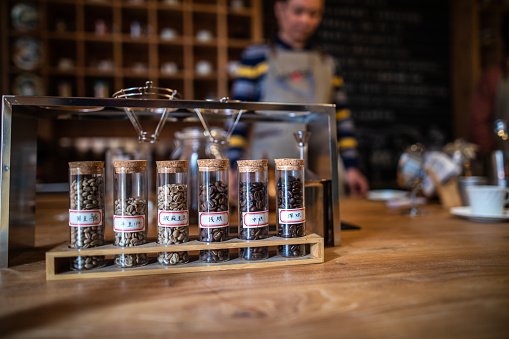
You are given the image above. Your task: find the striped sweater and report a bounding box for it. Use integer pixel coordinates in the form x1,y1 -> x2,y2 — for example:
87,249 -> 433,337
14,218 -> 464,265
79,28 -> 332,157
231,36 -> 359,169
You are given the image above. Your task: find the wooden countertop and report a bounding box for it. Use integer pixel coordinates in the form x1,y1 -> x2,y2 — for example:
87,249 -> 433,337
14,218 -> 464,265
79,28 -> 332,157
1,195 -> 509,338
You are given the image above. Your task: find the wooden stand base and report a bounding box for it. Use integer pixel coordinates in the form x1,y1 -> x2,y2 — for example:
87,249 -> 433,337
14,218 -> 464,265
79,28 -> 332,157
46,234 -> 324,280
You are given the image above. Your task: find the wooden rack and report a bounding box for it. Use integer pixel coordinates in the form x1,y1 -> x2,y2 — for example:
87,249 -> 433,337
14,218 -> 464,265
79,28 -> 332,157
46,233 -> 324,280
1,0 -> 263,99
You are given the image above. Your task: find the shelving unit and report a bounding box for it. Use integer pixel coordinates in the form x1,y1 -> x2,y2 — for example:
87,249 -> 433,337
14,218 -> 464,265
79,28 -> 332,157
1,0 -> 263,99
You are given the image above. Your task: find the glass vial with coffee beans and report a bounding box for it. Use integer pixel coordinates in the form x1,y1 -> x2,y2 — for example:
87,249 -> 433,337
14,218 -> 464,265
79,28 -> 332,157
237,159 -> 269,260
275,158 -> 306,257
197,159 -> 230,262
68,161 -> 106,270
113,160 -> 148,268
156,160 -> 190,265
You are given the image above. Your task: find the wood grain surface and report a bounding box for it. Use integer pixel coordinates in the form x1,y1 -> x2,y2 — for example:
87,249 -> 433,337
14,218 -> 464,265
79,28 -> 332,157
1,194 -> 508,338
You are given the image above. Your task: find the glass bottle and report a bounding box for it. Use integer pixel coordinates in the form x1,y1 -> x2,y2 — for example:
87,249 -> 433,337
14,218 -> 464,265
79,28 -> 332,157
171,127 -> 227,224
156,160 -> 190,265
113,160 -> 148,268
237,159 -> 269,260
275,158 -> 306,257
197,158 -> 230,262
68,161 -> 106,270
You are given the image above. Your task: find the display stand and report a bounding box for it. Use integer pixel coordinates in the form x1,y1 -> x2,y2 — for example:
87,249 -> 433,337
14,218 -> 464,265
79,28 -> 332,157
46,233 -> 324,281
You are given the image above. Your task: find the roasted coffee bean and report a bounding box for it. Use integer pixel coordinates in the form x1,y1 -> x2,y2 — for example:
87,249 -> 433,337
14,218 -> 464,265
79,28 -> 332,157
198,180 -> 229,242
114,253 -> 148,268
199,227 -> 229,242
239,227 -> 269,241
158,251 -> 189,265
71,255 -> 105,270
199,181 -> 228,212
278,244 -> 305,258
276,176 -> 303,209
277,175 -> 305,242
239,182 -> 267,212
239,246 -> 269,261
199,249 -> 229,263
239,181 -> 268,241
278,223 -> 305,238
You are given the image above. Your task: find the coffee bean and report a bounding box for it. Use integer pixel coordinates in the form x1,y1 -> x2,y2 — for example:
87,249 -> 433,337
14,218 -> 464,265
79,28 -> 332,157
276,175 -> 306,257
276,176 -> 303,209
157,183 -> 189,247
69,175 -> 105,270
238,181 -> 268,241
158,251 -> 189,265
199,249 -> 229,263
114,253 -> 148,268
239,246 -> 269,261
278,223 -> 305,238
113,197 -> 147,247
71,255 -> 105,271
278,244 -> 305,258
199,181 -> 228,213
199,227 -> 228,242
157,226 -> 189,245
157,184 -> 187,212
199,180 -> 229,243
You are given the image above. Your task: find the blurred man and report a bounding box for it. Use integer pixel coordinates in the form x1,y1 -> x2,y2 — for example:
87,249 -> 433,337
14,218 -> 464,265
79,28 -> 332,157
231,0 -> 369,196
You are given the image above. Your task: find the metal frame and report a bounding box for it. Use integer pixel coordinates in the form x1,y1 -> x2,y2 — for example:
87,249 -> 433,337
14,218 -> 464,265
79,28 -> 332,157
1,95 -> 340,267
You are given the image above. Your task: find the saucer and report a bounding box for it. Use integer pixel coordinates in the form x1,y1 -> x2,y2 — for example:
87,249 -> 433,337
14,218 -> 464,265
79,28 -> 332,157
367,189 -> 409,201
450,206 -> 509,222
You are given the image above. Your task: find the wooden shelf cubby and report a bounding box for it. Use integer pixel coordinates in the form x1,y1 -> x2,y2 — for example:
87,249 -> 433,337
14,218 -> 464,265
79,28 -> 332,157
1,0 -> 263,99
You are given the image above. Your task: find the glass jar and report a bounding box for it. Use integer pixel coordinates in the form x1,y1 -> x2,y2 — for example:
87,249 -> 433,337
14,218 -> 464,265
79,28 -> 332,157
237,159 -> 269,260
171,127 -> 228,224
68,161 -> 106,270
197,158 -> 230,262
156,160 -> 190,265
113,160 -> 148,268
275,158 -> 306,257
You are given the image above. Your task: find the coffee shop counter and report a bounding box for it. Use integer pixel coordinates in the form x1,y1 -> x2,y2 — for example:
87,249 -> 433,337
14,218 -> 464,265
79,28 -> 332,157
1,194 -> 508,338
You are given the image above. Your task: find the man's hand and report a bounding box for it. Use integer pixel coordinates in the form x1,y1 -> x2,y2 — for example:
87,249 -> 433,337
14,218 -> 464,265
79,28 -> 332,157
345,167 -> 369,197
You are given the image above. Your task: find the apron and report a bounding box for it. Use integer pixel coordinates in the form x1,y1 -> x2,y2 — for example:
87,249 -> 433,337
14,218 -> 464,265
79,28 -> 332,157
249,49 -> 344,194
261,49 -> 335,104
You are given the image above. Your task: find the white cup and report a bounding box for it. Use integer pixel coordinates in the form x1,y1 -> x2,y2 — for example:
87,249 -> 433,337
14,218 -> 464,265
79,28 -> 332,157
466,185 -> 509,216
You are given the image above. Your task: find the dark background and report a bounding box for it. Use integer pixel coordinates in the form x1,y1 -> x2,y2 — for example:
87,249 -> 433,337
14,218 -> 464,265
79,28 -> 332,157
264,0 -> 452,188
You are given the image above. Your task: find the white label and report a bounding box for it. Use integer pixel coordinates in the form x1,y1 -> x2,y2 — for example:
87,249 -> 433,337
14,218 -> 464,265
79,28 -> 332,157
69,210 -> 102,227
113,215 -> 146,232
242,211 -> 269,228
199,211 -> 229,228
158,210 -> 189,227
278,208 -> 305,224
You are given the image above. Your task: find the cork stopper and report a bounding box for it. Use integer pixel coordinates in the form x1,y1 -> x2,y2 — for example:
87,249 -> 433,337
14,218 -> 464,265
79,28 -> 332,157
156,160 -> 189,173
237,159 -> 268,173
69,161 -> 104,175
113,160 -> 147,174
197,159 -> 229,171
274,158 -> 304,171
